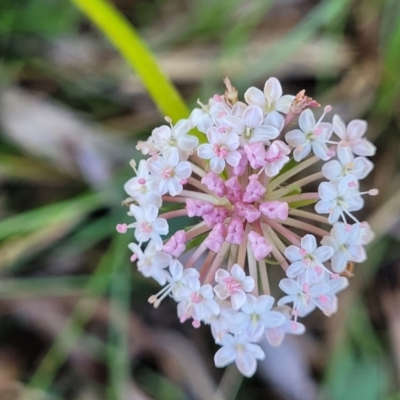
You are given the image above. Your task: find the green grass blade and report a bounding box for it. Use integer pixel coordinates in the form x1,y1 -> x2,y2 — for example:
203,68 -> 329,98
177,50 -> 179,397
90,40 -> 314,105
70,0 -> 189,124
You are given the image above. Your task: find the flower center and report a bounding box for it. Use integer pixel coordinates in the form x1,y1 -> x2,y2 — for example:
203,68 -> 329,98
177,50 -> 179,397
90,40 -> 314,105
140,222 -> 152,234
191,292 -> 202,303
213,144 -> 228,158
223,277 -> 242,294
162,167 -> 174,179
244,127 -> 253,139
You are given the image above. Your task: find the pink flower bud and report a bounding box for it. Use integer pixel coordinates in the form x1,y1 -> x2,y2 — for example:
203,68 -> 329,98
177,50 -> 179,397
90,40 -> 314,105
242,179 -> 266,203
163,230 -> 187,257
225,176 -> 243,203
204,223 -> 226,252
234,202 -> 261,223
202,207 -> 230,227
226,218 -> 245,245
116,223 -> 128,234
244,142 -> 267,169
248,231 -> 272,260
259,201 -> 289,220
201,172 -> 226,197
186,199 -> 214,217
232,149 -> 248,176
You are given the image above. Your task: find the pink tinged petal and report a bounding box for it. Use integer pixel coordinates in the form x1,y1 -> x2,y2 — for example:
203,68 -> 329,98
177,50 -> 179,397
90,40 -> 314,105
173,118 -> 192,136
346,196 -> 364,211
214,346 -> 237,367
231,291 -> 247,310
264,77 -> 283,103
232,102 -> 247,117
156,179 -> 169,195
226,151 -> 242,167
285,320 -> 306,335
284,245 -> 302,262
286,261 -> 305,278
347,119 -> 367,140
314,294 -> 337,316
246,343 -> 265,360
236,351 -> 257,377
332,114 -> 347,139
317,123 -> 333,140
250,125 -> 279,143
244,86 -> 267,107
177,134 -> 198,151
285,129 -> 307,146
263,311 -> 286,328
207,127 -> 224,144
279,278 -> 299,295
144,204 -> 159,222
210,157 -> 226,174
311,141 -> 330,160
347,244 -> 366,262
331,252 -> 347,273
197,143 -> 214,159
328,276 -> 349,294
241,277 -> 255,292
351,139 -> 376,156
351,157 -> 374,179
322,160 -> 342,180
175,161 -> 192,179
152,218 -> 168,235
168,177 -> 183,196
337,145 -> 354,165
293,142 -> 312,161
275,95 -> 295,114
265,112 -> 284,131
214,284 -> 230,300
301,234 -> 317,253
315,200 -> 333,215
215,269 -> 231,283
298,109 -> 316,133
231,264 -> 245,281
224,133 -> 240,151
314,245 -> 334,262
265,326 -> 285,346
254,295 -> 274,313
242,105 -> 264,128
152,125 -> 171,142
165,148 -> 180,167
318,182 -> 337,201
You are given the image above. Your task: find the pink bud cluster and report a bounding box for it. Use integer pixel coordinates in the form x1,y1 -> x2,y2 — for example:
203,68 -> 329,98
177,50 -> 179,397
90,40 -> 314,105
118,77 -> 377,377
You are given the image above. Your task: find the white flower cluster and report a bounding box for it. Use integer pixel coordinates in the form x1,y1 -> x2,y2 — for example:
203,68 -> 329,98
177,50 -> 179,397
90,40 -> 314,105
118,77 -> 377,377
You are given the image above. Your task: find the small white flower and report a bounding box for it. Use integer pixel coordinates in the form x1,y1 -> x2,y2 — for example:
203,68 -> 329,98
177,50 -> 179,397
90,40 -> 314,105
265,305 -> 305,346
147,151 -> 192,196
214,333 -> 265,377
285,109 -> 333,161
197,128 -> 241,173
207,300 -> 239,341
322,147 -> 373,181
221,105 -> 280,145
151,119 -> 198,159
129,204 -> 168,248
321,223 -> 366,273
124,160 -> 161,207
244,77 -> 294,118
129,240 -> 171,285
315,175 -> 364,223
285,234 -> 334,283
264,140 -> 291,177
230,294 -> 285,342
333,115 -> 376,157
177,279 -> 220,327
214,264 -> 255,310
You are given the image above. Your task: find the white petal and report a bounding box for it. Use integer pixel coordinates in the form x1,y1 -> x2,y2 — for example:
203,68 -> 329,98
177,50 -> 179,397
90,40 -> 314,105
347,119 -> 367,140
244,87 -> 266,107
351,157 -> 374,179
318,182 -> 337,201
152,218 -> 169,235
315,200 -> 333,215
275,95 -> 295,114
231,291 -> 247,310
351,139 -> 376,156
236,351 -> 257,377
264,111 -> 284,131
279,278 -> 298,295
293,142 -> 311,161
332,114 -> 346,140
265,326 -> 284,346
197,143 -> 214,159
264,77 -> 282,103
285,129 -> 307,147
322,160 -> 342,180
331,251 -> 347,273
226,151 -> 241,167
215,268 -> 230,283
175,161 -> 192,179
301,234 -> 317,253
214,346 -> 236,367
284,245 -> 302,262
298,109 -> 316,133
311,141 -> 330,160
173,119 -> 192,137
210,157 -> 225,174
231,264 -> 245,281
224,133 -> 240,151
243,105 -> 264,128
177,134 -> 198,151
314,245 -> 334,262
263,311 -> 285,328
168,177 -> 183,196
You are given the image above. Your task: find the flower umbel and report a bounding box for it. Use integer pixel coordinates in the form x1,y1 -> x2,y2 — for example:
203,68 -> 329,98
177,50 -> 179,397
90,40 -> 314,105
118,77 -> 377,377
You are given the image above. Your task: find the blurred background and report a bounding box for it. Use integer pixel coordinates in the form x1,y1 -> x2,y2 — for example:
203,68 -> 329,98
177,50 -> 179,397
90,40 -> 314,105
0,0 -> 400,399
